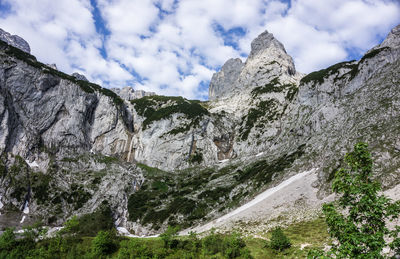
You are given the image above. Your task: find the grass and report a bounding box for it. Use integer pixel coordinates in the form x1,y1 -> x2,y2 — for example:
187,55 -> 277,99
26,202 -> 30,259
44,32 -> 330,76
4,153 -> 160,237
245,217 -> 331,258
0,213 -> 331,258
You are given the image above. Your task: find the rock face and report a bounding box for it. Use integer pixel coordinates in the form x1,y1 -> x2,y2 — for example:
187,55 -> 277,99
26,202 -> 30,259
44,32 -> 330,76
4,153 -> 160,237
0,28 -> 30,53
111,86 -> 155,101
374,24 -> 400,49
0,26 -> 400,235
208,58 -> 243,100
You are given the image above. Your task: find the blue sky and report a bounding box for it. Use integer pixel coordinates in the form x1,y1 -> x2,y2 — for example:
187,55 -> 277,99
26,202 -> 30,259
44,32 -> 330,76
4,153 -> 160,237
0,0 -> 399,100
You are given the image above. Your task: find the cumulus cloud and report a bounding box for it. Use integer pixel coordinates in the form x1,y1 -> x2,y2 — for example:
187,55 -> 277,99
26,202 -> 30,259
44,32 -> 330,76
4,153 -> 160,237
0,0 -> 399,99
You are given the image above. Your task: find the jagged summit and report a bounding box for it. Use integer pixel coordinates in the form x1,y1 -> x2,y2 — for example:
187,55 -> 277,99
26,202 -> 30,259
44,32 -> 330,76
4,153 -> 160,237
248,30 -> 287,59
0,28 -> 30,53
209,29 -> 298,100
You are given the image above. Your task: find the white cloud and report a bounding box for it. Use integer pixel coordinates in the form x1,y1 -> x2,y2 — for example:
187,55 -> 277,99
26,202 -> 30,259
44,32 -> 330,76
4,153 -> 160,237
97,0 -> 159,37
0,0 -> 133,87
0,0 -> 399,99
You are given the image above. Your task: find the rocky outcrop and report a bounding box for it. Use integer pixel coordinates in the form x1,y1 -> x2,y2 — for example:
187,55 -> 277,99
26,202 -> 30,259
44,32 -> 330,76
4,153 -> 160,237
72,72 -> 88,81
111,86 -> 155,101
0,28 -> 30,53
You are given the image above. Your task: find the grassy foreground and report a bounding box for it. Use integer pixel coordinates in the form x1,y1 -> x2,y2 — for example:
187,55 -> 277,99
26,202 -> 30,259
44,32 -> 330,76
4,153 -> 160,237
0,216 -> 330,259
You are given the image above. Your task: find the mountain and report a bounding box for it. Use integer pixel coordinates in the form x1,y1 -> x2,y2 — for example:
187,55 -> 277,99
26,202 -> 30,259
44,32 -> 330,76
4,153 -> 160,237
0,25 -> 399,236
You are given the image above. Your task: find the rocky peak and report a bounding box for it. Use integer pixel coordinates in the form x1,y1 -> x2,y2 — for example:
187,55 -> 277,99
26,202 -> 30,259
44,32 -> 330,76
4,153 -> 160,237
0,28 -> 30,53
245,30 -> 297,77
208,58 -> 244,100
248,30 -> 286,59
208,29 -> 299,100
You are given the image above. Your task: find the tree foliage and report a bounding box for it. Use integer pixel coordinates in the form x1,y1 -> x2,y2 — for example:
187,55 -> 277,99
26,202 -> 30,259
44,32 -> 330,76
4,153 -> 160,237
269,227 -> 291,252
91,230 -> 116,256
314,143 -> 400,258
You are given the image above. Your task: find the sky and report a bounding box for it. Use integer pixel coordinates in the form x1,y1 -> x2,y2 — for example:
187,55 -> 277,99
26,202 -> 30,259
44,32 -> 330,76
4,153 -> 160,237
0,0 -> 399,100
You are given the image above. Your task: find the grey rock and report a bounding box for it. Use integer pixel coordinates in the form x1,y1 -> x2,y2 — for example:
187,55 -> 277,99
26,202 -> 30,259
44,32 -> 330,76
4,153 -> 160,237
209,58 -> 243,100
0,28 -> 30,53
373,24 -> 400,50
111,86 -> 155,101
248,30 -> 286,59
208,29 -> 299,100
72,72 -> 88,81
47,64 -> 58,70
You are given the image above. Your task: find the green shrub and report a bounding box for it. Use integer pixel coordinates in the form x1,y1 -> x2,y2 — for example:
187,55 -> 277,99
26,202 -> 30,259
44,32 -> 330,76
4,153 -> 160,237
269,227 -> 291,251
300,61 -> 355,85
91,230 -> 115,256
131,96 -> 209,130
202,229 -> 223,256
0,228 -> 16,252
188,152 -> 203,164
239,99 -> 280,140
61,203 -> 114,237
22,222 -> 47,242
118,238 -> 153,258
160,226 -> 180,248
62,215 -> 80,233
31,172 -> 51,205
201,230 -> 251,258
223,232 -> 247,258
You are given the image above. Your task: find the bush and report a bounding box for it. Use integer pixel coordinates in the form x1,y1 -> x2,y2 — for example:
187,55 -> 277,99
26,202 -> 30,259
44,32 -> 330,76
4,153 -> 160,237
223,232 -> 248,259
201,229 -> 223,255
0,228 -> 16,252
160,225 -> 180,248
91,230 -> 115,256
269,227 -> 291,251
201,229 -> 252,258
118,238 -> 153,258
60,203 -> 114,237
62,215 -> 79,233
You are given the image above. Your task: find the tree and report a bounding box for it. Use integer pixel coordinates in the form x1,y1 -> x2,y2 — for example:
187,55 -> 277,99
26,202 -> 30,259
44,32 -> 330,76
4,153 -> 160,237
91,230 -> 115,256
315,143 -> 400,258
160,225 -> 180,248
269,227 -> 291,252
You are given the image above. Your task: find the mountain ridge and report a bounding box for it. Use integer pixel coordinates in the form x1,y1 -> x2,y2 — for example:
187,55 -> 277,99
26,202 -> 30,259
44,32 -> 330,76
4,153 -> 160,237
0,25 -> 399,236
